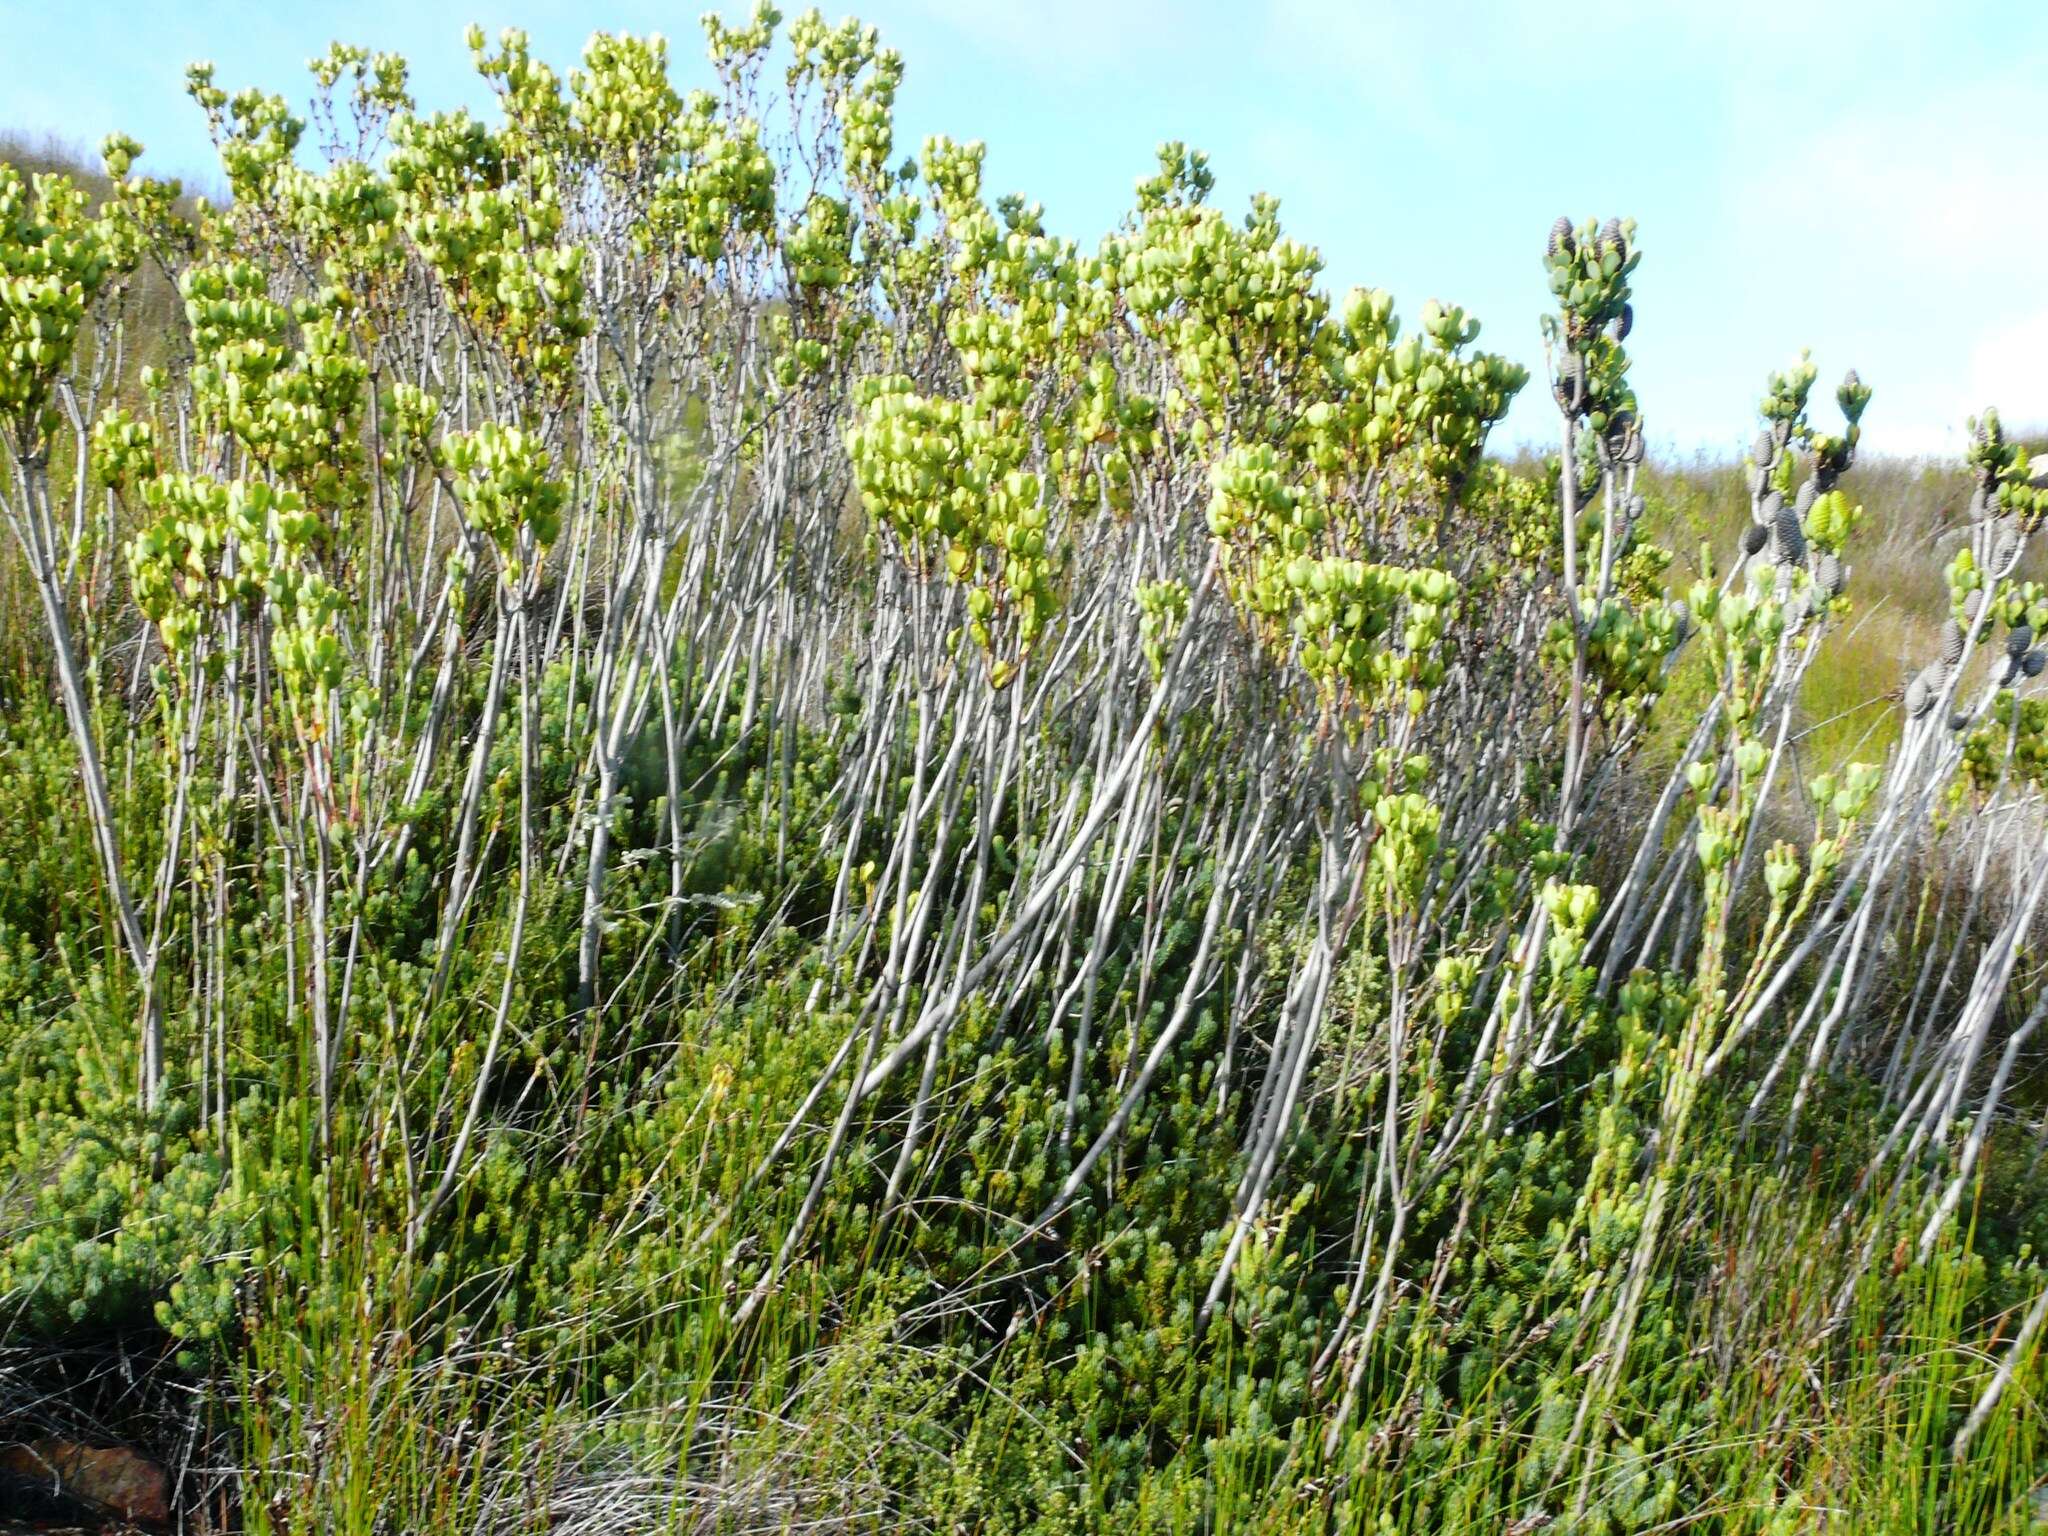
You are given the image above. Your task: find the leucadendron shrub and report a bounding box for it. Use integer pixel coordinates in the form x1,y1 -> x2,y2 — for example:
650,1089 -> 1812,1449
1,12 -> 2045,1534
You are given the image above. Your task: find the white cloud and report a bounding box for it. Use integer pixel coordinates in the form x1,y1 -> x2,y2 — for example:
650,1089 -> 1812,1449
1961,308 -> 2048,438
1761,77 -> 2048,285
1734,64 -> 2048,453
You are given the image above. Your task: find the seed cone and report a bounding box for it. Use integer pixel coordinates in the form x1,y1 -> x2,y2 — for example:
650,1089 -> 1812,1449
1816,552 -> 1845,597
1907,663 -> 1944,718
1992,517 -> 2021,572
1942,619 -> 1967,668
1906,673 -> 1933,719
1773,505 -> 1806,566
1554,352 -> 1586,413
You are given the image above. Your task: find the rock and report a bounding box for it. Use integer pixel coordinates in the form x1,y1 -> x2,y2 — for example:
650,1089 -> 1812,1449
0,1438 -> 170,1524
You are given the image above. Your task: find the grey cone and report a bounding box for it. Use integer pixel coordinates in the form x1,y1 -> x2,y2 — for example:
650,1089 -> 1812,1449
1907,662 -> 1946,718
1772,505 -> 1806,566
1942,619 -> 1967,668
1992,517 -> 2021,572
1906,672 -> 1935,719
1554,352 -> 1585,413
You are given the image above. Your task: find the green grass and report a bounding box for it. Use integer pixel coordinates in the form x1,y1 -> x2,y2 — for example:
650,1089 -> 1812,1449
1,676 -> 2043,1534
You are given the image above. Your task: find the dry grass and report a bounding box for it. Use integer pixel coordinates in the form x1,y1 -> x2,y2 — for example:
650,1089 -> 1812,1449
1636,450 -> 2046,779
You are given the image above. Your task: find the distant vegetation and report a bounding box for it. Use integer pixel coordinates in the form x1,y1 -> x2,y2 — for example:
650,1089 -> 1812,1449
2,12 -> 2047,1533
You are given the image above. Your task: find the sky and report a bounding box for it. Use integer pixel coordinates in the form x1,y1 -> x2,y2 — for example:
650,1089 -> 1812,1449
2,0 -> 2043,457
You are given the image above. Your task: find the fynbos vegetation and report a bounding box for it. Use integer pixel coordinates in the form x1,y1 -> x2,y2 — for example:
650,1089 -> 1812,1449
2,11 -> 2046,1532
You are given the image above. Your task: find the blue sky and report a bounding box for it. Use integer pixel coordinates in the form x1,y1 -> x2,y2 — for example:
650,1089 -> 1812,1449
4,0 -> 2043,456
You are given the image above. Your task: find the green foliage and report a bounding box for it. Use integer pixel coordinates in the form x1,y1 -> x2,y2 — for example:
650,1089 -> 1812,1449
0,19 -> 2044,1536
